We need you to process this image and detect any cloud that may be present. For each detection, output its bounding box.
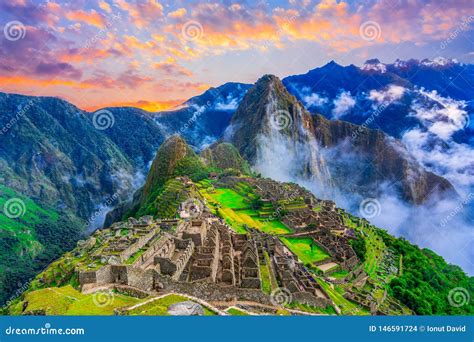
[410,89,469,140]
[402,129,474,190]
[0,0,55,26]
[168,8,186,18]
[311,138,473,274]
[98,1,112,13]
[85,99,183,112]
[35,62,82,80]
[115,0,164,28]
[368,85,406,104]
[332,90,355,118]
[1,0,473,113]
[0,75,94,89]
[65,9,106,28]
[154,58,193,77]
[366,184,474,275]
[116,70,153,88]
[168,2,282,54]
[303,92,329,108]
[214,95,240,111]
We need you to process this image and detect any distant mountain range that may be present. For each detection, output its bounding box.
[0,57,472,304]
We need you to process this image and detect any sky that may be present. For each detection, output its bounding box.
[0,0,473,111]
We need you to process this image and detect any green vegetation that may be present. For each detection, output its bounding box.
[226,307,249,316]
[361,228,385,277]
[315,279,369,315]
[125,294,216,316]
[136,179,189,218]
[8,286,141,315]
[329,270,349,279]
[0,185,84,306]
[126,248,146,264]
[343,213,474,315]
[200,143,251,175]
[9,287,218,316]
[280,237,330,264]
[376,229,474,315]
[349,233,367,262]
[259,261,272,294]
[203,186,292,235]
[211,188,249,209]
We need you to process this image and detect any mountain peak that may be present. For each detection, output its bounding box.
[255,74,281,86]
[361,59,386,73]
[321,60,342,69]
[140,135,199,202]
[420,57,459,67]
[226,73,333,192]
[364,58,382,64]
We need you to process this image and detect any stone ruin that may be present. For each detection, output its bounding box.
[217,177,359,274]
[77,177,366,311]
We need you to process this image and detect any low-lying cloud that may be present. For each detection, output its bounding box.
[332,90,356,119]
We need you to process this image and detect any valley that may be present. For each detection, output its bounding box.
[0,59,472,316]
[5,137,472,316]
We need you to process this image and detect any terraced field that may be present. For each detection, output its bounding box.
[343,214,386,278]
[315,279,370,316]
[201,185,292,235]
[280,237,330,264]
[227,307,250,316]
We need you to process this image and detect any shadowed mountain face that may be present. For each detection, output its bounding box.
[225,75,332,193]
[312,114,456,204]
[225,74,456,205]
[89,107,166,169]
[0,93,135,221]
[0,61,471,306]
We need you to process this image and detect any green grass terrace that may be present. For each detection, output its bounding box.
[280,237,330,265]
[199,184,293,235]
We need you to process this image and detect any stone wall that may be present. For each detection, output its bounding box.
[292,291,332,308]
[164,281,274,305]
[120,227,160,261]
[127,267,155,291]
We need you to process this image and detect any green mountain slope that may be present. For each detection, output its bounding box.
[0,185,83,305]
[7,138,472,316]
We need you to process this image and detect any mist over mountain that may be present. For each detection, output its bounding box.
[0,58,472,304]
[282,58,474,198]
[153,82,251,150]
[222,73,472,273]
[0,93,135,221]
[224,75,332,196]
